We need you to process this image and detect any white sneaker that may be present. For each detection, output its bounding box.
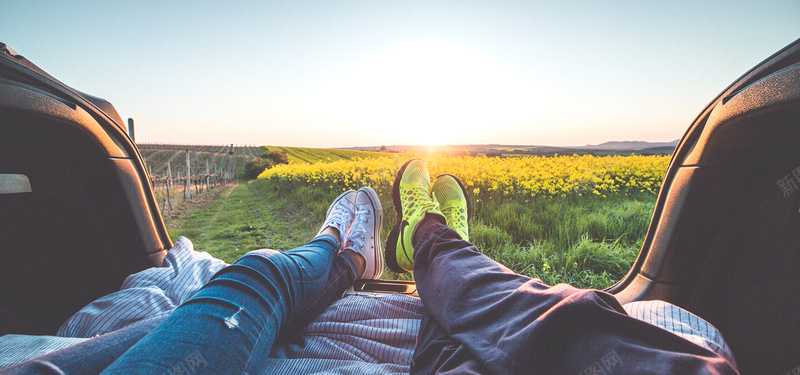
[344,187,384,279]
[316,190,357,245]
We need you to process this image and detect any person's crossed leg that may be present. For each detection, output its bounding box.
[101,187,384,374]
[5,161,739,374]
[385,159,738,375]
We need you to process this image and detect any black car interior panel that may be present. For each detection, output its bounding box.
[612,40,800,374]
[0,48,171,335]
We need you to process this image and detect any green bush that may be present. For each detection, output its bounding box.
[263,150,289,165]
[243,151,290,180]
[244,158,273,180]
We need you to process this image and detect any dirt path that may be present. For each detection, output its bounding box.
[160,185,236,228]
[163,181,317,263]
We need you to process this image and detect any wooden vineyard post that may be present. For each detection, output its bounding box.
[167,161,173,189]
[231,146,237,180]
[185,149,192,199]
[164,183,172,210]
[164,161,173,210]
[179,170,185,200]
[206,158,210,191]
[213,159,218,188]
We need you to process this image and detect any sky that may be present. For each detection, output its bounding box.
[3,1,799,148]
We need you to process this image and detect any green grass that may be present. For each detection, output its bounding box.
[469,197,650,288]
[252,178,653,288]
[264,146,387,164]
[471,194,655,289]
[164,149,655,290]
[167,182,318,263]
[168,181,651,289]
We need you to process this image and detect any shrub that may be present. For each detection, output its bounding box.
[244,158,273,180]
[262,151,289,165]
[244,151,290,180]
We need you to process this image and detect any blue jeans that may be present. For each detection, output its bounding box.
[103,234,358,374]
[3,235,358,374]
[409,217,738,374]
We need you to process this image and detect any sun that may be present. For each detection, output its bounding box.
[412,126,456,147]
[311,42,536,146]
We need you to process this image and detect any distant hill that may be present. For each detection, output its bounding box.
[341,141,678,157]
[577,140,679,150]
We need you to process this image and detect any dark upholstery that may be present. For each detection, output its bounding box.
[688,170,800,374]
[0,112,151,334]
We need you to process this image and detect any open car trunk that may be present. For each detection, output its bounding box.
[610,38,800,374]
[0,43,171,335]
[2,38,800,373]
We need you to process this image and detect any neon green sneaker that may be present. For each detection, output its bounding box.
[431,174,472,241]
[386,159,444,273]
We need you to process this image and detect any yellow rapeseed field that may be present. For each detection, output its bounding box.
[258,154,670,202]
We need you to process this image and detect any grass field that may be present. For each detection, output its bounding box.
[163,146,392,261]
[161,147,668,290]
[255,153,668,288]
[167,182,318,262]
[263,146,386,164]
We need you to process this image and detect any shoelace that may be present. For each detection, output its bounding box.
[433,192,456,220]
[406,185,440,213]
[346,206,371,251]
[327,204,354,242]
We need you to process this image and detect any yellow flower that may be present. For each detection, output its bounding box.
[258,154,668,200]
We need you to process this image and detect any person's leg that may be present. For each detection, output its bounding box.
[411,218,592,373]
[388,159,737,374]
[287,187,389,330]
[2,248,361,375]
[1,250,357,375]
[280,250,359,337]
[0,316,164,374]
[414,215,738,374]
[102,191,363,375]
[101,235,343,374]
[287,186,385,333]
[6,190,379,375]
[410,311,488,374]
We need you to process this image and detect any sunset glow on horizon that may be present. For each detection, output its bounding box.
[3,1,798,148]
[307,42,538,146]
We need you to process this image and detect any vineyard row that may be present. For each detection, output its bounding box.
[137,144,265,209]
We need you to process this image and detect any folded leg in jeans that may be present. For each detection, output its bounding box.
[410,219,738,374]
[385,159,738,374]
[102,188,383,375]
[102,235,357,374]
[1,236,360,375]
[4,188,383,375]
